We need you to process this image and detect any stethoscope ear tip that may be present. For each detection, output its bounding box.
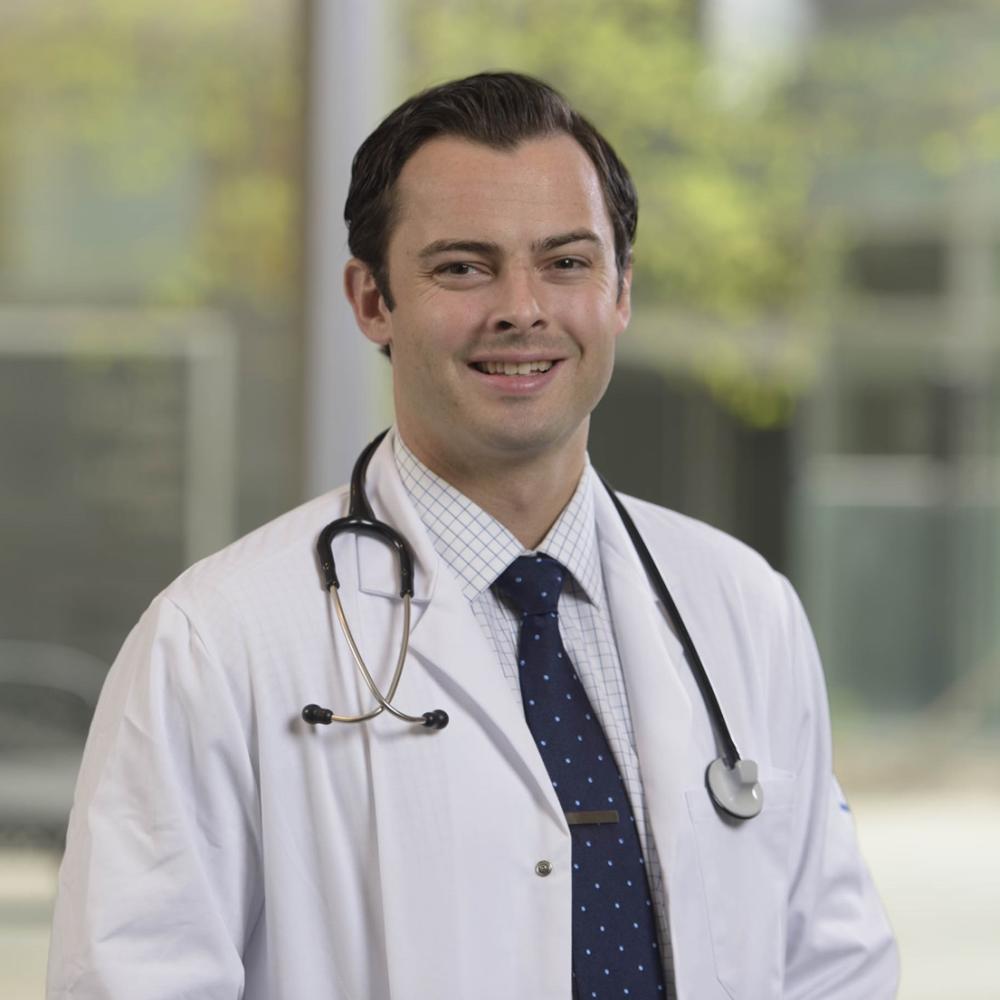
[422,709,449,730]
[302,704,334,725]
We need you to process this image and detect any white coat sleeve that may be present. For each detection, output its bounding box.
[780,578,900,999]
[47,595,263,999]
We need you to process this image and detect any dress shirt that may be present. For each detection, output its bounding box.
[392,430,674,993]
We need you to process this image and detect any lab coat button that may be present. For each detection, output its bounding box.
[535,860,553,877]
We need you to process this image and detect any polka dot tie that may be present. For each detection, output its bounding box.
[494,555,666,999]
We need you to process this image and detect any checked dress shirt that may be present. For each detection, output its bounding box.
[393,430,675,994]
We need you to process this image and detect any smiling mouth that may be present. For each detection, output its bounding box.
[472,360,555,375]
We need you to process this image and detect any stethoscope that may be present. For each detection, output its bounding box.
[303,431,763,821]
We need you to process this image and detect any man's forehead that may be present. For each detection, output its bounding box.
[390,134,611,244]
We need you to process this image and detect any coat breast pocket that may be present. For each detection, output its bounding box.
[683,774,797,999]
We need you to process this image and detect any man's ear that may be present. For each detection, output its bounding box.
[344,259,391,348]
[615,261,633,334]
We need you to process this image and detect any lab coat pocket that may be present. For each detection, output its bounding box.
[684,774,797,999]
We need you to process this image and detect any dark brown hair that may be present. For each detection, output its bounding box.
[344,71,638,308]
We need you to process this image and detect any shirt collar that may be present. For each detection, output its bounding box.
[392,429,603,607]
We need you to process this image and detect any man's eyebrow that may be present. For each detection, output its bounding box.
[417,239,501,260]
[416,230,606,261]
[533,229,604,253]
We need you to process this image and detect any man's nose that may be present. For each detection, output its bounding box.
[490,266,547,333]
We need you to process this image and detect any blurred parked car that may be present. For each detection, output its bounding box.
[0,641,106,847]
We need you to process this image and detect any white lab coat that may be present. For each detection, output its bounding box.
[48,437,898,999]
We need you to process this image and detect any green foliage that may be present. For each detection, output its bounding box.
[400,0,813,324]
[399,0,818,427]
[401,0,1000,426]
[0,0,302,308]
[4,1,996,428]
[399,0,1000,428]
[802,2,1000,174]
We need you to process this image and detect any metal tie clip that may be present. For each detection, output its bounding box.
[564,809,620,826]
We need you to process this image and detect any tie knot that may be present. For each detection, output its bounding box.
[493,554,567,615]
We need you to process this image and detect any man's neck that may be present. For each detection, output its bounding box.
[398,430,587,550]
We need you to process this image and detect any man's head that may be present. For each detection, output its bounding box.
[342,72,638,488]
[344,71,637,308]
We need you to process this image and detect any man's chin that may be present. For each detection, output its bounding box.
[464,419,588,467]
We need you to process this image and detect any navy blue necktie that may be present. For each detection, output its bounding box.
[494,555,665,999]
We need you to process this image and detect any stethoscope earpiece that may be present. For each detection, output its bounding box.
[302,704,334,725]
[706,756,764,820]
[422,709,449,729]
[304,430,449,733]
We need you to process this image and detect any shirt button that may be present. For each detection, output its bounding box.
[535,860,553,877]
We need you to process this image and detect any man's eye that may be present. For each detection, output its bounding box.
[440,262,478,276]
[553,257,584,270]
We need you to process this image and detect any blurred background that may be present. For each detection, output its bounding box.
[2,0,998,996]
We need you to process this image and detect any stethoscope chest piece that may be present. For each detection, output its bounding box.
[706,756,764,820]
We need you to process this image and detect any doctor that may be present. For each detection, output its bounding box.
[48,72,898,998]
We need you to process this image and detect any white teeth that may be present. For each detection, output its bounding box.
[477,360,554,375]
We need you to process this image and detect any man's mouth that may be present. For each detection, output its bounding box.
[471,360,555,375]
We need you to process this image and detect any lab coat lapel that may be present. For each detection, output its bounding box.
[407,575,567,825]
[354,438,565,827]
[594,484,694,873]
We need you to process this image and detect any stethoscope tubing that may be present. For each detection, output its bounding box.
[325,588,415,724]
[598,477,743,770]
[305,431,762,816]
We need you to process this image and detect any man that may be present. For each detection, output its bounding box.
[48,72,898,998]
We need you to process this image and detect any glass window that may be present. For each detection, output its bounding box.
[0,4,304,992]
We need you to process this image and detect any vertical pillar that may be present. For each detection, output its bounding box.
[303,0,392,497]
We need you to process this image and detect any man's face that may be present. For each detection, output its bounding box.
[350,133,631,478]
